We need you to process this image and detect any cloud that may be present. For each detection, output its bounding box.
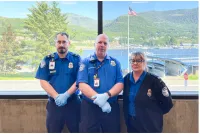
[18,12,30,18]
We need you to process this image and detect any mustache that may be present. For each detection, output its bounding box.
[58,47,65,49]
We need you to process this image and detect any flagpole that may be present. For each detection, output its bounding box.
[128,12,130,72]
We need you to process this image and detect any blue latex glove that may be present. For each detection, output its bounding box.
[101,102,111,113]
[91,93,109,107]
[55,92,70,107]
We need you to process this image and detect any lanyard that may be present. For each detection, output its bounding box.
[94,61,104,78]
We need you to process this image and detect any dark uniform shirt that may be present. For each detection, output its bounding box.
[35,52,80,94]
[129,71,146,116]
[77,53,123,103]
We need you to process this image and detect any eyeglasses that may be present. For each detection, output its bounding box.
[56,40,68,45]
[98,41,108,46]
[130,59,144,64]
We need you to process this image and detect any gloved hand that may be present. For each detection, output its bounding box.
[91,93,109,107]
[55,92,70,107]
[101,102,111,113]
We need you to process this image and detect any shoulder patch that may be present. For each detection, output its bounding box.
[162,87,169,97]
[79,63,85,71]
[40,60,46,68]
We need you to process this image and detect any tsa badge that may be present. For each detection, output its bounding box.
[40,60,46,68]
[162,87,169,97]
[79,64,85,71]
[147,89,152,97]
[68,62,73,68]
[110,60,116,66]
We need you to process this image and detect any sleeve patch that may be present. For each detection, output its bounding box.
[79,64,85,71]
[40,60,46,68]
[162,87,169,97]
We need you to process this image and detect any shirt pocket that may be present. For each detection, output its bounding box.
[65,68,75,83]
[105,66,116,83]
[49,71,59,85]
[65,68,74,74]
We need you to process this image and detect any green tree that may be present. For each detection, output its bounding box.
[0,24,25,73]
[169,36,177,46]
[24,1,76,67]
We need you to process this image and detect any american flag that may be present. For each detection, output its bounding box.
[128,7,137,16]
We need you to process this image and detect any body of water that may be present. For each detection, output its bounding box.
[81,48,198,70]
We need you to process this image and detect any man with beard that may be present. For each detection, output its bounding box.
[35,32,80,133]
[77,34,124,132]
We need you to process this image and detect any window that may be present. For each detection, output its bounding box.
[103,1,198,95]
[0,1,198,96]
[0,1,97,95]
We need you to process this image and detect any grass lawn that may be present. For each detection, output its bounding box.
[0,72,35,80]
[188,74,199,80]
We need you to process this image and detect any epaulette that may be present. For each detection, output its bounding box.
[89,54,96,63]
[72,53,79,57]
[149,72,160,79]
[69,52,79,57]
[46,53,55,58]
[70,52,80,63]
[109,56,117,62]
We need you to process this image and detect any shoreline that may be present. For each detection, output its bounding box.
[75,46,199,50]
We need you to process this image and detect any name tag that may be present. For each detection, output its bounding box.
[50,70,56,74]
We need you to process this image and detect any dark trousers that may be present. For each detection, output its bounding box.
[46,96,80,133]
[127,115,140,133]
[79,100,120,133]
[127,115,162,133]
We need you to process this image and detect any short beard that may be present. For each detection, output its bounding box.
[58,48,66,54]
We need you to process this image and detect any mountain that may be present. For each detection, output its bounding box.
[139,8,198,24]
[0,8,198,44]
[66,13,97,30]
[103,8,198,44]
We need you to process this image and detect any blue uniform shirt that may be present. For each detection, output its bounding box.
[129,71,147,116]
[77,53,123,103]
[35,52,80,94]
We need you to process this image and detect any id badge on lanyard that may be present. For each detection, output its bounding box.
[94,74,100,87]
[49,61,55,70]
[93,61,104,87]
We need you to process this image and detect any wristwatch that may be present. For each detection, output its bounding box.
[106,91,112,97]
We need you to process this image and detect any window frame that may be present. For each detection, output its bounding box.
[0,1,198,99]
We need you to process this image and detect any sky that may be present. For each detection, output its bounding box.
[0,1,198,20]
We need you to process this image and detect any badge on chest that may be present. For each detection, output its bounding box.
[147,89,152,97]
[68,62,73,68]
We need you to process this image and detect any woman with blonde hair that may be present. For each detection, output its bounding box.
[123,52,173,133]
